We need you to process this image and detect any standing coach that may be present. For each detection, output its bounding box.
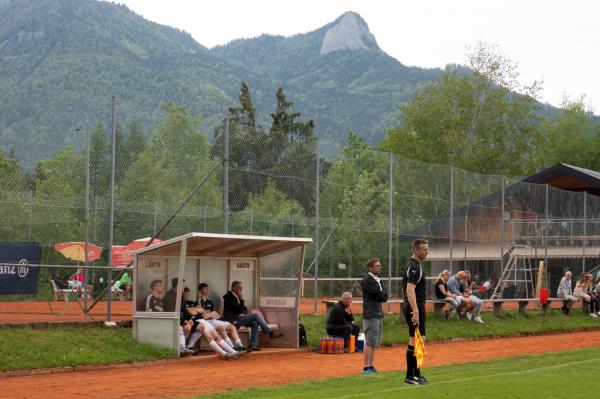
[403,239,429,385]
[361,258,388,374]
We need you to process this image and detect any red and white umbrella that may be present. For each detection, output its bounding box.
[111,245,133,267]
[55,242,103,262]
[125,237,164,252]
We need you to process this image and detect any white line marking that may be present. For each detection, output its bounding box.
[329,357,600,399]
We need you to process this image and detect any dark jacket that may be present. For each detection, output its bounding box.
[222,290,247,324]
[327,301,354,330]
[361,273,388,319]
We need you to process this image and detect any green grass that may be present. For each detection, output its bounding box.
[300,309,600,347]
[0,326,176,371]
[1,308,599,372]
[197,346,600,398]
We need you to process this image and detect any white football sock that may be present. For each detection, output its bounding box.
[234,338,242,347]
[208,340,226,356]
[225,337,234,348]
[187,332,202,348]
[219,340,237,353]
[178,332,186,348]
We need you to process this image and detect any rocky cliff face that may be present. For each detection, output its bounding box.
[320,12,379,55]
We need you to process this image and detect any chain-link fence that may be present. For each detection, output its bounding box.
[2,99,600,322]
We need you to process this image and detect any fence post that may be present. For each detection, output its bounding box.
[27,190,33,240]
[387,152,393,312]
[500,178,505,271]
[449,166,454,273]
[583,191,587,272]
[223,117,229,234]
[464,211,468,269]
[313,138,320,315]
[544,184,549,268]
[395,213,400,297]
[107,95,117,321]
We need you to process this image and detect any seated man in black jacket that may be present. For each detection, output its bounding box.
[222,281,283,351]
[326,292,360,351]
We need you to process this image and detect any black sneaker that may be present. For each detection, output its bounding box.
[404,376,420,385]
[269,330,283,339]
[249,345,262,352]
[561,306,569,315]
[179,347,194,357]
[416,374,428,385]
[233,345,247,352]
[444,310,451,320]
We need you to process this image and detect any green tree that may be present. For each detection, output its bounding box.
[32,145,85,243]
[214,84,317,212]
[381,42,542,176]
[539,96,600,170]
[232,179,308,237]
[115,102,221,241]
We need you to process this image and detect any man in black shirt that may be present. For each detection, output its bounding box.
[145,279,164,312]
[402,239,429,385]
[326,292,360,351]
[223,281,283,351]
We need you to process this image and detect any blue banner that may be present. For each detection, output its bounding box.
[0,242,42,295]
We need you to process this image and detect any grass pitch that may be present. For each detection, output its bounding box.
[199,346,600,399]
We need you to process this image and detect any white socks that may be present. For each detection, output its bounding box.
[209,340,226,356]
[187,332,202,349]
[178,332,186,348]
[225,337,234,348]
[219,340,237,353]
[234,338,242,347]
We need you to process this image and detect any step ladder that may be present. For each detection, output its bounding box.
[490,244,536,300]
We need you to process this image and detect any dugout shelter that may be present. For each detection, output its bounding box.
[131,232,311,352]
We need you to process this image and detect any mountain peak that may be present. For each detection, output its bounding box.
[320,11,379,55]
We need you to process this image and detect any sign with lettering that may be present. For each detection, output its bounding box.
[0,242,42,295]
[232,259,255,271]
[260,296,296,308]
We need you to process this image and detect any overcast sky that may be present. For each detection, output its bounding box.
[114,0,599,112]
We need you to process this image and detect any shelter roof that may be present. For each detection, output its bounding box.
[131,233,312,258]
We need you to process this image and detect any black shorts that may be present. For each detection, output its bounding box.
[402,302,426,337]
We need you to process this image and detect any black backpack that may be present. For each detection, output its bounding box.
[299,323,308,346]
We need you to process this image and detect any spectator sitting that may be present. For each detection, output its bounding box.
[326,292,360,352]
[592,273,600,317]
[557,270,578,315]
[434,270,460,320]
[145,279,164,312]
[223,281,283,352]
[68,268,85,291]
[115,271,132,300]
[162,277,184,312]
[463,271,484,323]
[447,271,474,319]
[573,273,598,317]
